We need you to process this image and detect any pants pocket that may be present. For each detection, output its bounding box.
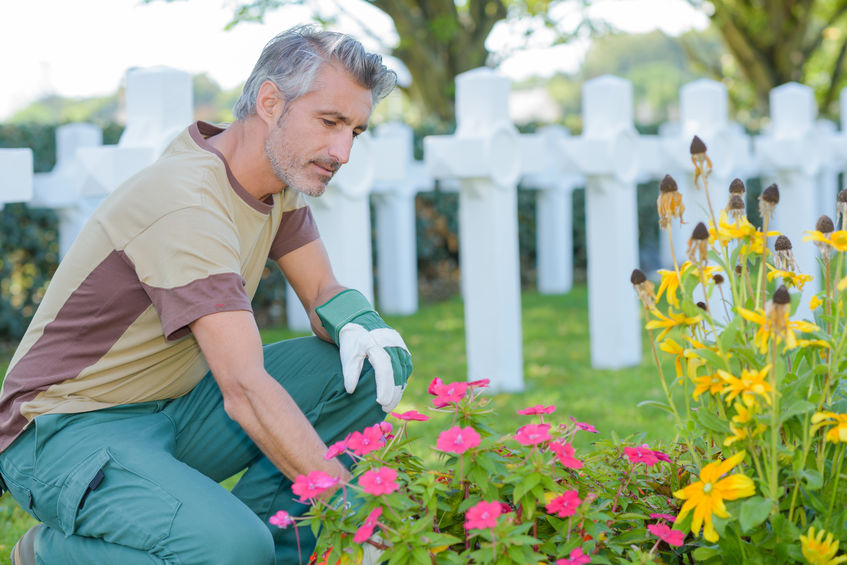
[57,448,182,549]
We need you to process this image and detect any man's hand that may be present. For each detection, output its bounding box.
[316,290,412,412]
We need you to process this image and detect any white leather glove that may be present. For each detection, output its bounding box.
[316,290,413,412]
[361,535,385,565]
[338,323,410,412]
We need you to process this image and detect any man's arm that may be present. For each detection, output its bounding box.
[190,310,349,491]
[276,238,345,342]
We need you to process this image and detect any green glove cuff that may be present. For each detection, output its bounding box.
[315,289,375,343]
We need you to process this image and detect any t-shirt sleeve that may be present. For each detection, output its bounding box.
[268,194,320,260]
[121,207,252,340]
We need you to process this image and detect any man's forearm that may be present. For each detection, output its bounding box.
[227,365,350,486]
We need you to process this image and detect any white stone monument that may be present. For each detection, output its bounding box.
[424,68,524,392]
[560,75,642,369]
[285,133,377,331]
[754,82,824,316]
[0,148,34,209]
[520,126,583,294]
[31,124,103,257]
[371,122,431,315]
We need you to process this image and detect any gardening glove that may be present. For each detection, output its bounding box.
[316,289,412,412]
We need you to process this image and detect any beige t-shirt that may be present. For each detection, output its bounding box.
[0,121,319,453]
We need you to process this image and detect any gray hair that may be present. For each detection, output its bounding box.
[232,25,397,120]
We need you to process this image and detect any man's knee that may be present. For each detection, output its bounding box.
[180,509,274,565]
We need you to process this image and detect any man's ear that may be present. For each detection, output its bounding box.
[256,80,285,124]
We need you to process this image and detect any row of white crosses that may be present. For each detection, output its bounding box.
[5,65,847,390]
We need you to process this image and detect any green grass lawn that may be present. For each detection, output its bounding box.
[0,286,678,561]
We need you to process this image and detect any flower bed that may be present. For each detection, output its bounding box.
[275,138,847,564]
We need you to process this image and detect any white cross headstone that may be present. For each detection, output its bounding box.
[424,68,524,392]
[31,123,103,257]
[0,148,33,209]
[371,122,431,315]
[754,82,824,317]
[286,134,376,331]
[48,67,194,257]
[520,126,583,294]
[815,119,841,216]
[560,75,642,369]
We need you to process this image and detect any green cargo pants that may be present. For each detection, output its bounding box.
[0,337,385,564]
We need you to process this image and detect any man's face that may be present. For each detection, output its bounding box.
[264,64,373,197]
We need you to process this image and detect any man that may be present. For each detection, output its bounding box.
[0,26,411,564]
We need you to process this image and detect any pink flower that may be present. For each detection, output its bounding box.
[324,439,347,460]
[571,417,598,433]
[269,510,294,529]
[514,423,552,446]
[468,378,491,388]
[465,500,502,530]
[549,441,584,469]
[347,425,386,456]
[647,523,685,547]
[557,547,590,565]
[391,410,429,421]
[546,490,581,518]
[379,421,394,439]
[653,449,672,463]
[353,506,383,543]
[432,381,469,408]
[360,466,399,496]
[436,426,481,454]
[292,471,339,502]
[650,513,677,522]
[427,377,445,395]
[624,445,659,467]
[518,404,556,415]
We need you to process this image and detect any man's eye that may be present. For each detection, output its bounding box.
[322,119,336,127]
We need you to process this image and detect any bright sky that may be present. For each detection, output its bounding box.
[0,0,709,120]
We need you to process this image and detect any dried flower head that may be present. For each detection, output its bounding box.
[687,222,710,264]
[690,136,712,187]
[837,190,847,228]
[658,174,685,229]
[768,285,791,338]
[817,215,835,234]
[812,215,836,261]
[713,273,724,285]
[696,301,707,311]
[729,178,746,195]
[735,264,743,275]
[631,268,656,310]
[759,184,780,220]
[773,235,799,272]
[726,194,746,222]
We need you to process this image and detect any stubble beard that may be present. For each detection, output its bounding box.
[265,117,335,198]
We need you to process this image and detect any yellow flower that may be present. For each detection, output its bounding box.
[810,295,823,311]
[767,265,813,290]
[719,366,773,405]
[803,230,847,253]
[693,372,725,399]
[738,307,820,354]
[800,527,847,565]
[723,424,748,446]
[710,210,757,244]
[673,451,755,542]
[646,308,702,342]
[656,262,694,308]
[810,412,847,443]
[661,337,706,381]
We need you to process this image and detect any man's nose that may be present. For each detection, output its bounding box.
[327,132,354,165]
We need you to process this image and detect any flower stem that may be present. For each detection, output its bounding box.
[768,334,781,509]
[826,443,845,527]
[757,216,771,311]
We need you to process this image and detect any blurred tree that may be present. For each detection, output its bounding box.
[686,0,847,116]
[145,0,603,123]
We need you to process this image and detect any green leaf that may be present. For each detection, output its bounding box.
[692,408,731,434]
[798,469,823,490]
[694,347,727,368]
[636,399,673,414]
[692,546,720,561]
[739,496,773,533]
[779,398,815,423]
